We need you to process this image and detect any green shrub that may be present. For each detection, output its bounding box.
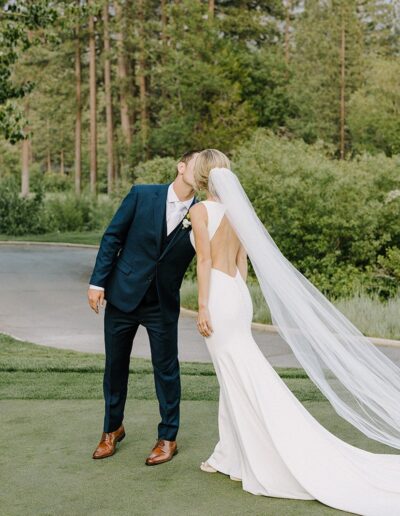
[367,246,400,299]
[0,178,120,235]
[0,177,49,235]
[232,129,400,298]
[44,193,119,233]
[44,194,88,232]
[133,156,178,184]
[39,171,73,192]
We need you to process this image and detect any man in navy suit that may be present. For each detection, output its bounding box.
[88,150,200,465]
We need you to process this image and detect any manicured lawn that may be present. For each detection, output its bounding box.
[0,230,103,246]
[2,398,356,516]
[1,333,397,515]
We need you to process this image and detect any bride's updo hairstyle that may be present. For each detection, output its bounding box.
[193,149,230,192]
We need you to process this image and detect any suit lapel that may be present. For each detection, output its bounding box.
[153,184,169,256]
[159,191,197,260]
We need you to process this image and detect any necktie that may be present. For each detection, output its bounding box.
[167,202,187,235]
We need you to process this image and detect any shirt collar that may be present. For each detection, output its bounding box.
[168,182,194,208]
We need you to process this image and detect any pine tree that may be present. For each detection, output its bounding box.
[288,0,364,157]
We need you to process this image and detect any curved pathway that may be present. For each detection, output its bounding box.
[1,243,399,368]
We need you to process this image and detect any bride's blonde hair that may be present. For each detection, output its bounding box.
[193,149,231,192]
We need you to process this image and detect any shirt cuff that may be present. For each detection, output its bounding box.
[89,284,105,291]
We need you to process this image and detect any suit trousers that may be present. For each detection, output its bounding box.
[102,277,180,440]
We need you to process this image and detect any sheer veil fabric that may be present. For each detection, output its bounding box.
[208,167,400,450]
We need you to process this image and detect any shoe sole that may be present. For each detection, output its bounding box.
[92,432,126,460]
[145,448,178,466]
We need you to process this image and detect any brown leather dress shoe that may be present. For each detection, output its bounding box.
[92,424,126,459]
[145,439,178,466]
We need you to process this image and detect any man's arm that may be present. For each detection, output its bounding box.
[89,185,138,289]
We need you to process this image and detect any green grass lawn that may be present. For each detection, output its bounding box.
[1,333,398,515]
[0,230,103,246]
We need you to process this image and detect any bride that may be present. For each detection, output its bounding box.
[187,149,400,515]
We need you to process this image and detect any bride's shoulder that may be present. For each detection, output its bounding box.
[189,201,208,224]
[189,200,206,212]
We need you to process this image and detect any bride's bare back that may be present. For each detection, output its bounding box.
[209,211,241,277]
[189,200,247,280]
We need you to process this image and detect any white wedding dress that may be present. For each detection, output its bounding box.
[189,199,400,516]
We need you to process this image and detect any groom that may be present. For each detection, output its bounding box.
[87,150,199,465]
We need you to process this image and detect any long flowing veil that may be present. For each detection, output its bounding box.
[208,166,400,449]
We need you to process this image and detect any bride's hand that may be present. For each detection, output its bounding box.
[197,306,214,337]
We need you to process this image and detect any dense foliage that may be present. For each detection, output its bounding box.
[0,1,399,301]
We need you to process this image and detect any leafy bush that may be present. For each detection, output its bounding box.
[0,177,49,235]
[133,156,178,184]
[0,177,120,235]
[44,193,119,232]
[232,129,400,298]
[39,171,73,192]
[2,131,399,301]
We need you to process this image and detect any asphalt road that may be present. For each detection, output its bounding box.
[1,243,399,368]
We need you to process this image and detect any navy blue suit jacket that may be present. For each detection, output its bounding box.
[89,183,198,323]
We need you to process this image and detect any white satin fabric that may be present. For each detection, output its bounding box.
[190,200,400,515]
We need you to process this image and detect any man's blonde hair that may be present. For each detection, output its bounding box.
[193,149,230,191]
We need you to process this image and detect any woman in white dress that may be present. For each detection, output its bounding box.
[188,149,400,515]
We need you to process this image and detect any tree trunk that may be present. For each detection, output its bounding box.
[339,17,346,160]
[138,0,149,154]
[160,0,168,99]
[284,0,291,66]
[208,0,215,19]
[103,1,115,194]
[114,0,132,149]
[46,119,52,174]
[75,1,82,195]
[60,149,65,175]
[161,0,167,58]
[88,0,97,194]
[21,101,30,197]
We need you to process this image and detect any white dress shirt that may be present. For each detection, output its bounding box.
[89,183,194,291]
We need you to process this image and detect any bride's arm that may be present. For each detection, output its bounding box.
[236,243,248,282]
[189,204,214,337]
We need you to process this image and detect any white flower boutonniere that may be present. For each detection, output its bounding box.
[182,212,192,229]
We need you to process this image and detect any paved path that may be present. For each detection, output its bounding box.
[1,243,399,368]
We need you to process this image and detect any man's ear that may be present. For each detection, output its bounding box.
[176,161,185,176]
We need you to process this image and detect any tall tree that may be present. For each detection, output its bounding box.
[21,99,30,197]
[74,0,82,195]
[137,0,149,156]
[103,0,115,193]
[0,1,58,143]
[339,12,346,159]
[114,0,132,149]
[88,0,97,194]
[46,118,52,173]
[348,56,400,156]
[288,0,364,157]
[208,0,215,20]
[160,0,168,58]
[357,0,399,57]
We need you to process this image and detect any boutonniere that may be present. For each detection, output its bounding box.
[182,211,192,229]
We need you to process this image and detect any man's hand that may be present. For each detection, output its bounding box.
[88,288,105,314]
